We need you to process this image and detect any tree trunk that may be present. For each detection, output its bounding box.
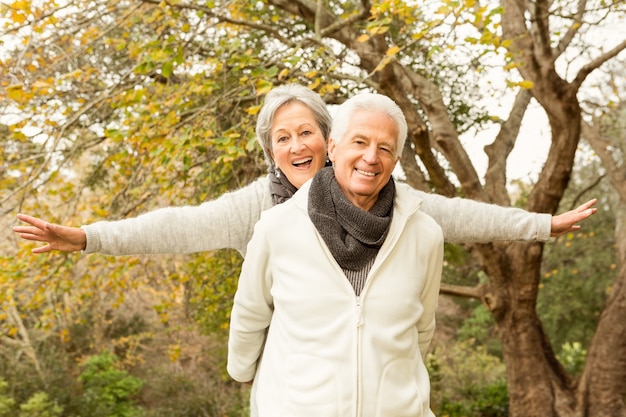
[488,242,580,417]
[580,263,626,416]
[580,119,626,415]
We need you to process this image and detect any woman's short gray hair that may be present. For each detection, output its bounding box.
[256,84,332,169]
[329,92,407,158]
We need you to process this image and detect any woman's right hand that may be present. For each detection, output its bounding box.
[13,213,87,253]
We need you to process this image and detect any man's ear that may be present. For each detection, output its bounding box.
[392,156,401,171]
[327,138,337,162]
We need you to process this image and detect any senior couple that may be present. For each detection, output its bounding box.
[228,91,443,416]
[15,84,597,416]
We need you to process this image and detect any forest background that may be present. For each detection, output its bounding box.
[0,0,625,416]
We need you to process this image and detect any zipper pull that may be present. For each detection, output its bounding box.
[355,297,364,327]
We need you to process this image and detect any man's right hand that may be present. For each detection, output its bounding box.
[13,213,87,253]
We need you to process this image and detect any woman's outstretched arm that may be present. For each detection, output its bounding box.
[14,177,272,256]
[409,184,597,244]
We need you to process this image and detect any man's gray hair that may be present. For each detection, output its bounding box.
[256,84,332,169]
[330,92,408,158]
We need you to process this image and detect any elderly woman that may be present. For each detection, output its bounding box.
[228,92,443,416]
[14,84,595,258]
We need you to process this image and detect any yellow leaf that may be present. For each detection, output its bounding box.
[518,80,534,89]
[319,83,340,95]
[374,56,392,73]
[386,45,400,56]
[7,84,31,101]
[255,79,273,95]
[278,68,290,80]
[11,10,27,24]
[246,104,261,115]
[167,344,181,362]
[369,26,389,35]
[356,34,370,43]
[308,78,320,89]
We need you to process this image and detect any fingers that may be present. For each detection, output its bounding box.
[14,230,49,243]
[574,200,598,220]
[578,198,597,210]
[16,213,46,229]
[574,199,598,217]
[15,214,86,253]
[550,198,598,238]
[31,245,53,254]
[14,214,55,252]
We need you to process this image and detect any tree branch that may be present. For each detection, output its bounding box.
[573,39,626,89]
[530,0,554,65]
[554,0,587,57]
[141,0,294,46]
[439,283,485,300]
[581,119,626,197]
[484,88,532,205]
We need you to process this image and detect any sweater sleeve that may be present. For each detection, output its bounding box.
[227,217,274,383]
[82,177,271,257]
[405,186,552,244]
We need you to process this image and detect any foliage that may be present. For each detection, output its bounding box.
[0,379,15,417]
[18,392,63,417]
[557,342,587,376]
[139,367,249,417]
[428,339,508,417]
[0,378,63,417]
[77,351,144,417]
[184,249,243,336]
[456,302,502,357]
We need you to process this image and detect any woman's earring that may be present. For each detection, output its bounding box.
[275,167,281,178]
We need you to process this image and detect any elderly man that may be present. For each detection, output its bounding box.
[227,91,443,417]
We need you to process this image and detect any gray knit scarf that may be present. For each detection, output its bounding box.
[268,160,332,205]
[308,167,394,271]
[268,170,297,205]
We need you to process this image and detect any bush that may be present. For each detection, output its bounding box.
[428,339,508,417]
[77,351,145,417]
[0,378,63,417]
[0,378,16,417]
[19,392,63,417]
[557,341,587,376]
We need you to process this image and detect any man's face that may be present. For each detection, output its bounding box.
[328,109,400,211]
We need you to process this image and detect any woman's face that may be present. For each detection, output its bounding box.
[269,101,328,189]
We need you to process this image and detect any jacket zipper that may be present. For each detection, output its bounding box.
[355,295,363,416]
